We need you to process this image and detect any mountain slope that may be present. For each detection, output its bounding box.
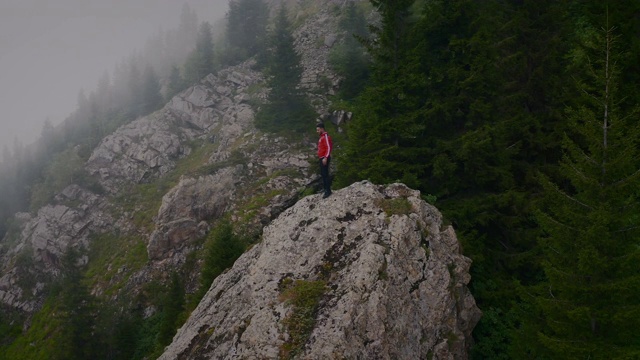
[0,2,481,359]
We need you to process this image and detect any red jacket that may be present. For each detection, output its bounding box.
[317,131,333,158]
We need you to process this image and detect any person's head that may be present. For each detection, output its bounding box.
[316,122,325,135]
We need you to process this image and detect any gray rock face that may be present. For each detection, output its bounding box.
[86,110,188,189]
[160,181,481,360]
[147,166,242,260]
[86,67,262,193]
[0,185,112,311]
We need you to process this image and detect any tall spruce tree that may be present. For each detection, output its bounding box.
[126,57,145,118]
[157,272,185,347]
[255,4,315,133]
[184,21,215,84]
[526,19,640,359]
[195,220,245,303]
[177,3,199,58]
[141,64,163,114]
[329,1,371,100]
[225,0,269,65]
[337,0,423,188]
[166,64,185,99]
[456,1,571,357]
[56,248,97,360]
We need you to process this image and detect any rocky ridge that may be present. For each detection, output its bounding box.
[160,181,481,359]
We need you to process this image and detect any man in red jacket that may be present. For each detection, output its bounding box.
[316,122,333,198]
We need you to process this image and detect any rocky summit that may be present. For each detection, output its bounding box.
[160,181,481,360]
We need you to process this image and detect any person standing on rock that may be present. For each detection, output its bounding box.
[316,122,333,198]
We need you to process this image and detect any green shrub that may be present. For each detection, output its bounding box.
[193,220,246,305]
[279,279,326,359]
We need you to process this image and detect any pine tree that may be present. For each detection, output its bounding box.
[225,0,269,65]
[56,248,97,360]
[38,119,56,155]
[255,4,315,133]
[158,272,185,346]
[529,20,640,359]
[126,56,145,117]
[337,0,423,188]
[329,1,371,100]
[95,70,113,118]
[184,22,215,85]
[197,220,245,302]
[176,3,199,60]
[166,64,185,99]
[141,64,163,114]
[335,2,571,356]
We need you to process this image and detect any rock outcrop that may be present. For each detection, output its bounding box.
[85,69,261,194]
[147,167,242,260]
[160,181,481,360]
[0,185,113,312]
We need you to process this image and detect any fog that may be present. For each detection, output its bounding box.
[0,0,229,153]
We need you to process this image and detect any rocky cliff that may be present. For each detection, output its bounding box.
[160,181,480,359]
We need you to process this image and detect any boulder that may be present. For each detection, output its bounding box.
[159,181,481,359]
[147,166,242,260]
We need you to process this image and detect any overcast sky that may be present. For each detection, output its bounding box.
[0,0,229,153]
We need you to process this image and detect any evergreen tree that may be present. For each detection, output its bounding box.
[197,220,245,301]
[95,70,113,117]
[336,2,571,356]
[337,0,426,189]
[127,57,145,117]
[56,248,97,360]
[225,0,269,65]
[178,3,199,55]
[157,272,185,347]
[255,4,315,133]
[30,147,86,211]
[141,64,163,114]
[166,64,185,99]
[38,119,57,155]
[329,1,371,100]
[184,22,215,84]
[525,18,640,359]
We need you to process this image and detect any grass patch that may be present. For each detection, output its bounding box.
[0,301,64,360]
[279,279,326,359]
[375,197,413,217]
[85,232,148,294]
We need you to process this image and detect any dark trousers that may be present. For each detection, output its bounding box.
[320,157,331,195]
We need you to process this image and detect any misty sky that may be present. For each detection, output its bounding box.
[0,0,229,153]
